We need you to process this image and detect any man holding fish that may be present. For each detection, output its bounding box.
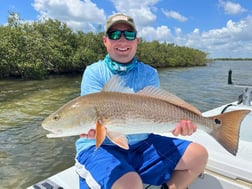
[75,13,208,189]
[42,12,250,188]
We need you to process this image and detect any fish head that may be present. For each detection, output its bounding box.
[42,96,97,137]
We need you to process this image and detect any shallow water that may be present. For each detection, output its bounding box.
[0,61,251,188]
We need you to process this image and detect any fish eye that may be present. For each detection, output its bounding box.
[53,115,60,121]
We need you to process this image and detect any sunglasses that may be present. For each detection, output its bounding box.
[107,30,137,41]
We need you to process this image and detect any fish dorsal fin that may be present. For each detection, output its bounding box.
[137,86,202,115]
[102,76,134,93]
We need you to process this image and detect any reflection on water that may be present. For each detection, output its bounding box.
[0,61,251,188]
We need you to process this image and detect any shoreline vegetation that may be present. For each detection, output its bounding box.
[0,13,250,80]
[213,58,252,61]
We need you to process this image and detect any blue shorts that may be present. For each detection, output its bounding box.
[75,134,191,189]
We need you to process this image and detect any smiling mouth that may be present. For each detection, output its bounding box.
[116,47,129,52]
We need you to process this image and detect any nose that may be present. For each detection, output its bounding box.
[118,34,127,41]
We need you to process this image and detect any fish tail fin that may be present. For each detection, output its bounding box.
[95,120,106,149]
[210,110,250,155]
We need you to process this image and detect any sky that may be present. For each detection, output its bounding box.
[1,0,252,58]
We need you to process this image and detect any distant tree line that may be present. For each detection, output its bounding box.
[213,58,252,61]
[0,13,208,79]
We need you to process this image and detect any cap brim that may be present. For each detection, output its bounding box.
[105,20,136,33]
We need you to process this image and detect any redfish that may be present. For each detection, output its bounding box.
[42,76,250,155]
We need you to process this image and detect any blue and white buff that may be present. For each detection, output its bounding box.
[105,54,137,75]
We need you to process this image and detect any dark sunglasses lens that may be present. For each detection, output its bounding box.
[124,31,136,40]
[107,31,136,40]
[108,31,121,40]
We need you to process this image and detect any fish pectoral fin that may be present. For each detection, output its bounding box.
[95,120,106,149]
[107,131,129,150]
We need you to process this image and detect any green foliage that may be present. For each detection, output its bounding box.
[0,12,208,79]
[137,40,207,68]
[73,32,106,67]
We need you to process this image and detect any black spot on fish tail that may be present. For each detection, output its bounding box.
[215,119,221,124]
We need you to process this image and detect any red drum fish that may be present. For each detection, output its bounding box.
[42,76,250,155]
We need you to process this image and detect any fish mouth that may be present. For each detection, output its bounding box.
[44,127,82,138]
[44,129,62,138]
[46,133,63,138]
[44,126,73,138]
[42,125,63,138]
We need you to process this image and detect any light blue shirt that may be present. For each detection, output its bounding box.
[76,56,160,154]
